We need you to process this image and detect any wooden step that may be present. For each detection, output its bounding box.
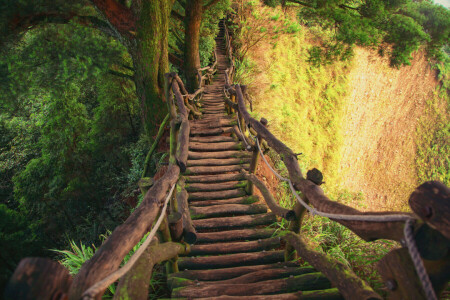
[190,135,236,143]
[185,181,246,192]
[184,173,245,183]
[178,250,285,270]
[189,141,244,151]
[196,228,276,243]
[189,195,260,207]
[170,266,316,288]
[188,150,250,160]
[188,236,281,256]
[184,164,249,175]
[190,127,224,136]
[190,204,267,219]
[168,262,299,283]
[193,213,276,230]
[187,157,251,167]
[175,290,343,300]
[188,189,247,201]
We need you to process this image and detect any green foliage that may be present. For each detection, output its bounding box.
[297,0,450,67]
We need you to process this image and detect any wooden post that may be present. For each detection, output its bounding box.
[246,118,267,195]
[5,258,72,300]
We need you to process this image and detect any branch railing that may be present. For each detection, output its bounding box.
[221,22,449,300]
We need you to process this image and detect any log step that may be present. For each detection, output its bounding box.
[184,164,249,175]
[168,262,299,283]
[166,289,343,299]
[188,236,281,256]
[190,204,267,219]
[190,142,243,152]
[190,127,224,136]
[193,213,276,230]
[188,150,251,160]
[196,228,276,243]
[178,250,285,271]
[172,272,331,298]
[190,136,236,143]
[185,181,246,192]
[188,189,247,201]
[187,157,251,167]
[189,195,260,207]
[184,173,245,183]
[170,266,317,289]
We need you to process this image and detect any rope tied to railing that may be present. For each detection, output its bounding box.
[250,135,437,299]
[81,183,176,300]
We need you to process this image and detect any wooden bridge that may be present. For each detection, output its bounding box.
[5,21,450,300]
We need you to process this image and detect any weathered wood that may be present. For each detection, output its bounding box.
[189,135,236,143]
[185,164,250,175]
[187,157,251,167]
[169,212,184,241]
[247,118,267,194]
[234,84,411,242]
[188,150,250,160]
[189,236,280,256]
[175,118,190,172]
[189,141,243,151]
[176,178,197,245]
[188,189,247,201]
[189,195,260,207]
[171,272,331,298]
[171,266,316,289]
[190,204,267,219]
[283,232,382,300]
[5,257,72,300]
[168,262,299,284]
[114,241,188,300]
[178,250,285,270]
[184,173,245,183]
[69,164,180,299]
[193,213,277,230]
[172,78,188,118]
[285,201,308,261]
[409,181,450,240]
[185,181,246,192]
[190,127,224,136]
[180,289,343,300]
[242,170,296,221]
[196,227,276,243]
[138,177,154,195]
[377,248,427,300]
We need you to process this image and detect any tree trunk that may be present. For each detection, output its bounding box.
[184,0,203,92]
[132,0,172,136]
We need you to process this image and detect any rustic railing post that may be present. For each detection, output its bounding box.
[246,118,267,195]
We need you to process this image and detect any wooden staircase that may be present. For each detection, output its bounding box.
[166,23,343,300]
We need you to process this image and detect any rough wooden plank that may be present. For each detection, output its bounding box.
[189,195,260,207]
[190,136,236,143]
[184,173,245,183]
[196,228,276,243]
[178,251,285,270]
[170,266,316,289]
[177,179,197,244]
[188,189,247,201]
[185,181,246,192]
[189,141,243,151]
[177,289,343,300]
[190,204,267,219]
[187,157,251,167]
[189,236,280,256]
[184,164,249,175]
[172,272,331,298]
[188,150,250,160]
[193,213,277,230]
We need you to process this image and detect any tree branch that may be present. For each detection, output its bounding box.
[90,0,135,35]
[285,0,314,8]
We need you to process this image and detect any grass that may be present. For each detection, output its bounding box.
[52,232,168,299]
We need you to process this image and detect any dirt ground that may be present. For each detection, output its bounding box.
[338,48,439,211]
